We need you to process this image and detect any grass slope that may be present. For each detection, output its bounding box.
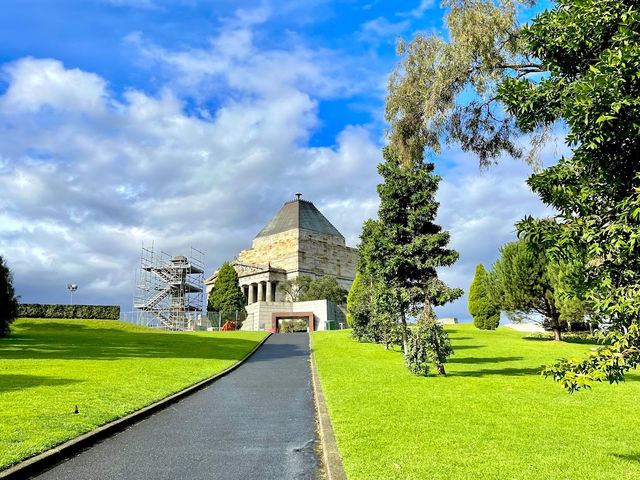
[313,325,640,480]
[0,319,267,470]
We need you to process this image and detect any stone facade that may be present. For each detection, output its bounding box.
[204,198,357,331]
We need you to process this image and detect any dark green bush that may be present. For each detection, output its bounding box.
[18,304,120,320]
[0,256,19,337]
[469,263,500,330]
[405,322,454,376]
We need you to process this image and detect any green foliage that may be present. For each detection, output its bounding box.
[468,263,500,330]
[347,272,370,334]
[496,0,640,390]
[0,319,267,470]
[299,275,348,305]
[277,275,347,305]
[277,275,312,302]
[207,262,246,317]
[0,256,19,337]
[356,148,462,372]
[386,0,545,167]
[405,321,454,376]
[18,303,120,320]
[488,237,591,342]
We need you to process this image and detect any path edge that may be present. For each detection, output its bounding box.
[0,332,272,480]
[309,332,347,480]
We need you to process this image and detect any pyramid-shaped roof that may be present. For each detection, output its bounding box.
[256,199,344,239]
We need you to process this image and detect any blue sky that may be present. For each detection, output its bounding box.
[0,0,557,321]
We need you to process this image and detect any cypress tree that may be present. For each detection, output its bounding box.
[468,263,500,330]
[207,262,246,314]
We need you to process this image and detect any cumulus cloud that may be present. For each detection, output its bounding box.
[125,8,378,102]
[432,153,556,321]
[0,6,555,324]
[0,57,108,114]
[0,17,383,312]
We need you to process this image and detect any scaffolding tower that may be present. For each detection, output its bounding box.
[134,244,205,330]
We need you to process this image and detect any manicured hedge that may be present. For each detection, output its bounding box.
[18,304,120,320]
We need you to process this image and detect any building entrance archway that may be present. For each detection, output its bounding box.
[270,312,314,334]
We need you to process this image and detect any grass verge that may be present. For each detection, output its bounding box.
[312,325,640,480]
[0,318,267,470]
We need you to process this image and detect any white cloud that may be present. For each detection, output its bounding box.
[399,0,435,19]
[125,13,377,101]
[359,17,410,39]
[0,6,556,325]
[0,57,108,114]
[0,47,382,312]
[433,153,556,321]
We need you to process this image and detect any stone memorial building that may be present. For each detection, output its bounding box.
[204,196,357,331]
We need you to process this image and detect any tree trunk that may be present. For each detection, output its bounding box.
[401,309,408,356]
[551,313,562,341]
[589,322,594,336]
[430,329,446,376]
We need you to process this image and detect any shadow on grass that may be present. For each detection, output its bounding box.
[0,321,261,362]
[612,453,640,463]
[452,345,486,350]
[449,356,523,364]
[0,374,81,393]
[522,336,605,346]
[450,366,541,377]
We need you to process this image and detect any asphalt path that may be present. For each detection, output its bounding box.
[35,333,321,480]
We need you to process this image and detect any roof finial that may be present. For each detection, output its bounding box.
[295,192,302,200]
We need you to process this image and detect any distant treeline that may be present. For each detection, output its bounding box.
[18,304,120,320]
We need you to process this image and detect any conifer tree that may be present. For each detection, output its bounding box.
[360,147,463,374]
[207,262,246,315]
[468,263,500,330]
[0,255,19,338]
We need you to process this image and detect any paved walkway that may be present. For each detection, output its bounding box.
[35,333,321,480]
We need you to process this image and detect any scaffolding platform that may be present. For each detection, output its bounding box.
[133,245,205,330]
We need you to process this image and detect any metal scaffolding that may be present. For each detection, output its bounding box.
[133,244,205,330]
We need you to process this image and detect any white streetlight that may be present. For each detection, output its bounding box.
[66,284,78,305]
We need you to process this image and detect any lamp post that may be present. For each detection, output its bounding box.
[66,284,78,305]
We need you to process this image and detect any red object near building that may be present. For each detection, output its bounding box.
[221,321,237,331]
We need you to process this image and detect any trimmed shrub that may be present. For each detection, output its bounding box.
[18,304,120,320]
[468,263,500,330]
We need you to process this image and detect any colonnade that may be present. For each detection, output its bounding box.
[242,281,279,305]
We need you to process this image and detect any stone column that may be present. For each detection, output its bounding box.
[257,282,264,302]
[266,281,273,303]
[243,286,249,305]
[248,283,255,304]
[273,281,279,301]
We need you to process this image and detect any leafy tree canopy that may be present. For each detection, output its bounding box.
[277,276,310,302]
[299,276,348,305]
[387,0,640,390]
[278,275,347,305]
[499,0,640,391]
[386,0,544,167]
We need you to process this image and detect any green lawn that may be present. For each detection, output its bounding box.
[0,318,267,470]
[313,325,640,480]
